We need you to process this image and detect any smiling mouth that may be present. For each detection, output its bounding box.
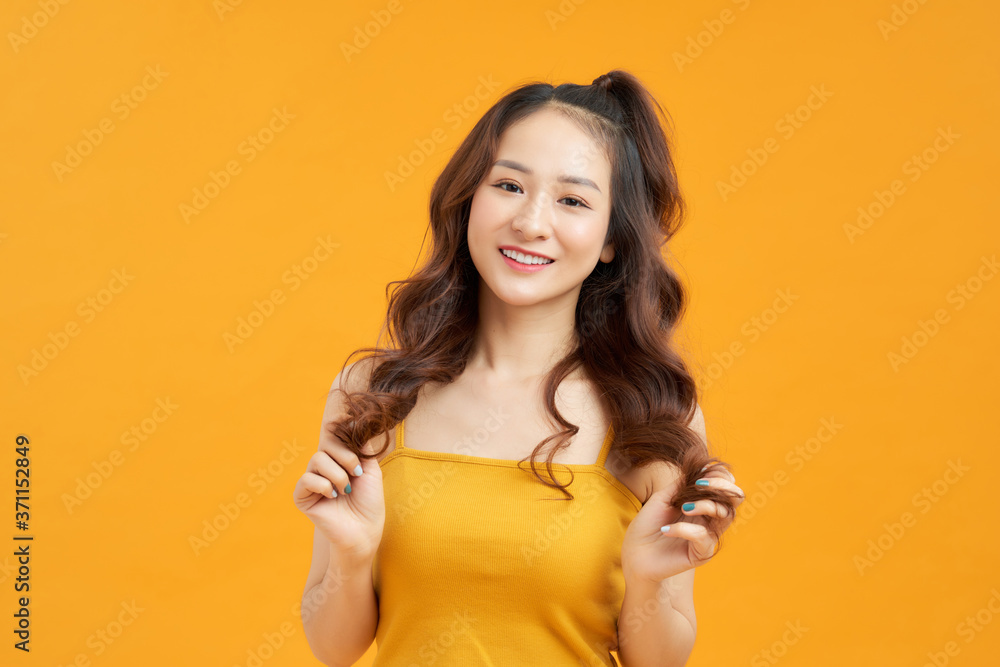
[498,248,554,265]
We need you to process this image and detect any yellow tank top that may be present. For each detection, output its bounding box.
[371,419,643,666]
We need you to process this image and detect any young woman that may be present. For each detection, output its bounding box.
[293,69,744,667]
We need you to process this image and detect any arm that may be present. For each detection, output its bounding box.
[616,404,707,666]
[617,569,696,667]
[300,528,379,667]
[299,361,380,667]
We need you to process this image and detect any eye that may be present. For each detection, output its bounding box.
[493,180,523,194]
[561,196,589,209]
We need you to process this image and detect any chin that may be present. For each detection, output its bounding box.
[494,282,565,308]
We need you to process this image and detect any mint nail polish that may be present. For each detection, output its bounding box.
[682,502,696,511]
[695,479,709,487]
[345,484,351,494]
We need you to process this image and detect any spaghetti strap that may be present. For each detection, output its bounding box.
[395,419,406,450]
[594,422,615,468]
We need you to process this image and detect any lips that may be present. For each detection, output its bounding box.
[498,246,555,263]
[498,248,554,273]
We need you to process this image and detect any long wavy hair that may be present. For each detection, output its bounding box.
[328,69,738,551]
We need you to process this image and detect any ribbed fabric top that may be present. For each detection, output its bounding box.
[371,419,643,666]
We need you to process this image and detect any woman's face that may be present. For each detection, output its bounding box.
[467,106,614,310]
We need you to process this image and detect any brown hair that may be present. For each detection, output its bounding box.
[327,69,738,552]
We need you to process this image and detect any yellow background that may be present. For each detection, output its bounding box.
[2,0,998,665]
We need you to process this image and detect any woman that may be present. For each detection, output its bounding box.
[293,69,744,666]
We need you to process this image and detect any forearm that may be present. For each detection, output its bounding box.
[616,577,696,667]
[300,549,379,667]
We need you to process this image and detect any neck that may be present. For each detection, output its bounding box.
[467,280,579,383]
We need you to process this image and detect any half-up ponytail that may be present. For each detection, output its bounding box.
[589,69,686,242]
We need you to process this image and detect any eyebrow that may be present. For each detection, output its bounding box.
[491,159,602,194]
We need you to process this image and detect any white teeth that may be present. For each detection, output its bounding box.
[501,248,553,265]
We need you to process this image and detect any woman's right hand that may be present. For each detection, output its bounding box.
[293,422,386,563]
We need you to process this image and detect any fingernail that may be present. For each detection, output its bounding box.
[682,502,696,512]
[695,479,709,487]
[354,464,364,476]
[345,484,352,494]
[330,489,338,498]
[661,525,671,533]
[700,464,710,472]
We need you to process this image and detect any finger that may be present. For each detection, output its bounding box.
[318,432,366,478]
[660,521,716,560]
[694,477,745,499]
[681,499,730,519]
[295,471,338,501]
[700,464,736,484]
[306,451,352,496]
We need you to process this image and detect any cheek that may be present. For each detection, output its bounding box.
[466,199,495,262]
[468,192,510,243]
[559,223,607,259]
[468,204,486,239]
[467,197,483,240]
[468,191,493,231]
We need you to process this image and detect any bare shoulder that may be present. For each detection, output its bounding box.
[609,403,706,505]
[324,356,391,461]
[332,356,380,395]
[687,402,706,444]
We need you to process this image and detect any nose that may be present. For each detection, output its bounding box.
[511,193,552,240]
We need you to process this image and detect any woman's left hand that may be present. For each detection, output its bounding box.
[621,466,744,585]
